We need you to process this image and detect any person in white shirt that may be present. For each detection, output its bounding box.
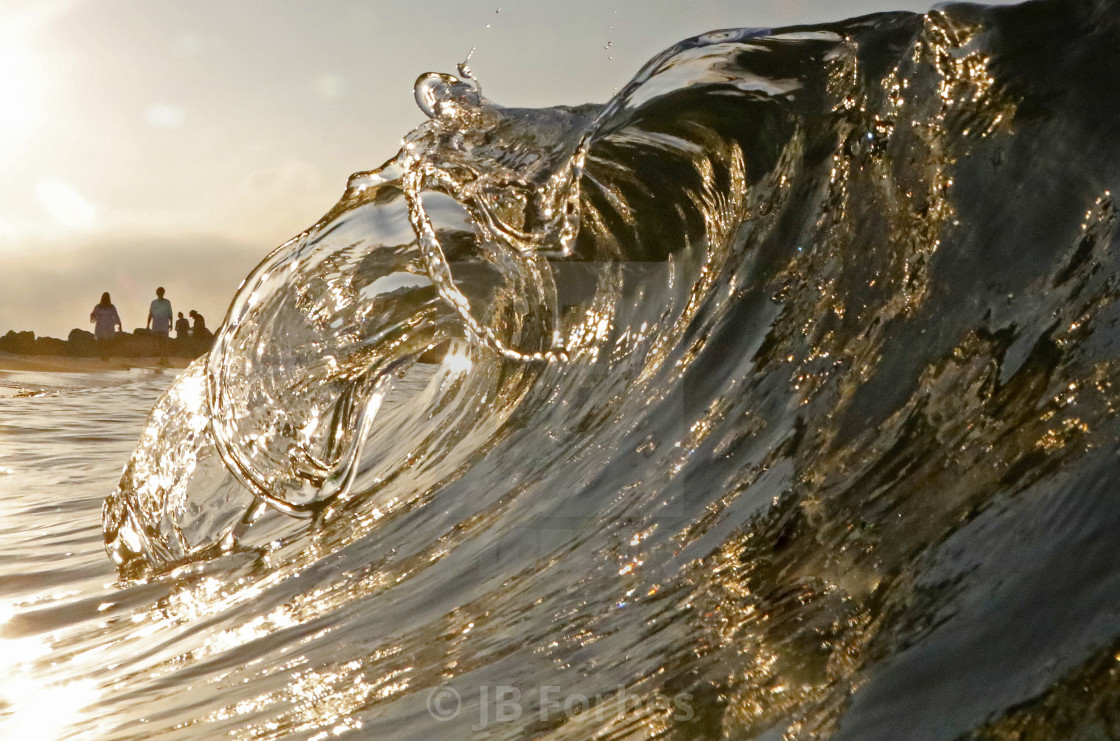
[90,292,122,361]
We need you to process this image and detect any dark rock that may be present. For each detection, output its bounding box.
[0,330,36,354]
[33,337,68,356]
[67,329,98,356]
[67,328,95,343]
[113,331,156,357]
[0,325,213,361]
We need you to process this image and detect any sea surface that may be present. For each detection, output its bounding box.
[6,0,1120,738]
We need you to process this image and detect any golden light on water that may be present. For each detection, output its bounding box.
[0,602,102,740]
[0,669,101,741]
[443,343,473,374]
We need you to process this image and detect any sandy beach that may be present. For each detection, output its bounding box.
[0,352,191,373]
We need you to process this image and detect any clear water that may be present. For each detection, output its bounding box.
[0,372,182,739]
[8,2,1120,739]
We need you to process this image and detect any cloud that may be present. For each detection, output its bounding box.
[0,0,85,37]
[240,158,324,197]
[35,178,98,228]
[313,73,348,100]
[143,102,186,129]
[171,32,206,58]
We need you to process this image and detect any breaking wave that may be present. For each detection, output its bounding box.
[102,1,1120,736]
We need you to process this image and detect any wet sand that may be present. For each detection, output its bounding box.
[0,352,192,373]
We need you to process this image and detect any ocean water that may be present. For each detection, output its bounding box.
[6,0,1120,738]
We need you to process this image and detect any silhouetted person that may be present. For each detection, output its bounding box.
[147,286,173,364]
[90,292,121,361]
[189,310,214,345]
[175,311,190,340]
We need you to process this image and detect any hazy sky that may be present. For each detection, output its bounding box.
[0,0,1018,339]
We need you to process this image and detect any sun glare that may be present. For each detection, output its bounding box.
[0,601,102,740]
[35,177,98,228]
[0,44,41,141]
[0,25,48,184]
[444,343,473,374]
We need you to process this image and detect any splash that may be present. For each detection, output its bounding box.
[103,36,750,569]
[100,2,1120,737]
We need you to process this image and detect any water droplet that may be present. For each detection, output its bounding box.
[415,71,481,119]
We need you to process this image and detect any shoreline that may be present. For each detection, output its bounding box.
[0,352,192,373]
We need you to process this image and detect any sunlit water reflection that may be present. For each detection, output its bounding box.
[7,2,1120,739]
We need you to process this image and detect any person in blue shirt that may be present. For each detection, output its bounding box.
[147,286,173,364]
